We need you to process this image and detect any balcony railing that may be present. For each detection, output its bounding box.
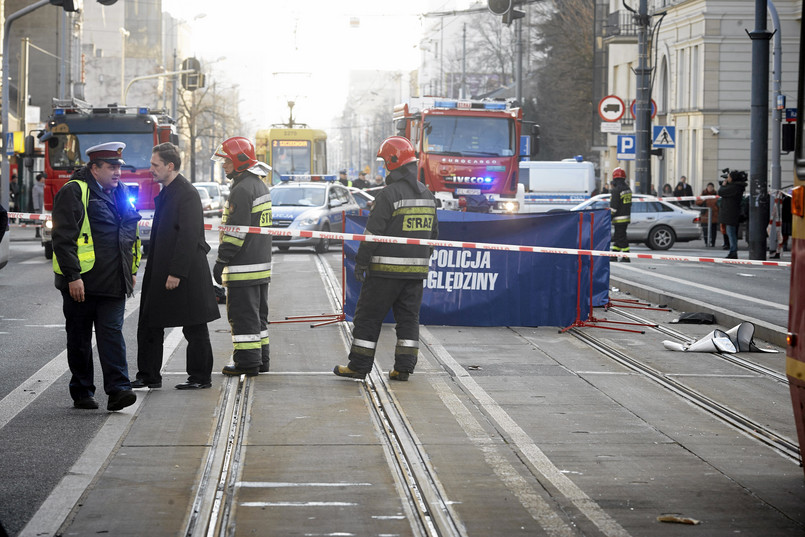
[605,10,638,38]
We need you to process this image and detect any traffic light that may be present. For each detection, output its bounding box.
[49,0,82,11]
[487,0,525,26]
[50,0,117,11]
[181,57,204,91]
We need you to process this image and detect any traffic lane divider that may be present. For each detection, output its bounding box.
[9,211,790,267]
[201,222,792,268]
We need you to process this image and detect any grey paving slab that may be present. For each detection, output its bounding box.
[233,445,413,537]
[62,446,206,537]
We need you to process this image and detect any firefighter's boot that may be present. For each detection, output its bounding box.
[333,365,366,380]
[222,364,259,377]
[389,370,409,381]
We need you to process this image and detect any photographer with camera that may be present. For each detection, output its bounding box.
[717,169,747,259]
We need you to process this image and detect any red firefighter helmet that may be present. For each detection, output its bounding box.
[377,136,416,171]
[212,137,257,172]
[612,167,626,180]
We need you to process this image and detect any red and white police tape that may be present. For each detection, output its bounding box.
[205,222,790,268]
[8,211,791,267]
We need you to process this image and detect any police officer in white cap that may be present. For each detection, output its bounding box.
[51,141,142,412]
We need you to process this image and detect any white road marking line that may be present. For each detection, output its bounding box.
[240,502,358,507]
[237,482,372,488]
[421,326,632,537]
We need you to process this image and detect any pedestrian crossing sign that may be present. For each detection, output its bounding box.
[652,126,676,148]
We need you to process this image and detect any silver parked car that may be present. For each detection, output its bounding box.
[571,194,701,250]
[193,182,224,217]
[270,180,361,253]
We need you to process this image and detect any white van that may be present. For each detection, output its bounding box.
[516,160,596,213]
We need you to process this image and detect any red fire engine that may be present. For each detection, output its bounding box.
[39,103,177,258]
[392,97,538,212]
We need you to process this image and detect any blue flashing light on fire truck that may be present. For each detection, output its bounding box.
[392,97,539,212]
[37,102,178,258]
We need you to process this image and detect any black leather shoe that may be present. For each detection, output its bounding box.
[175,381,212,390]
[222,365,259,377]
[74,396,99,409]
[131,379,161,389]
[107,390,136,411]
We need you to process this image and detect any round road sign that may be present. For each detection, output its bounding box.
[598,95,625,122]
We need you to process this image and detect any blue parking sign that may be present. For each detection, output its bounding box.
[617,135,635,160]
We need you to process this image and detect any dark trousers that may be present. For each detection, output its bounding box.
[226,284,269,369]
[702,222,718,246]
[61,291,130,400]
[137,323,214,384]
[347,277,424,375]
[612,223,629,252]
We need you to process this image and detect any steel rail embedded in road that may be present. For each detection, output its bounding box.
[313,253,466,537]
[568,328,801,465]
[608,307,788,384]
[183,374,252,537]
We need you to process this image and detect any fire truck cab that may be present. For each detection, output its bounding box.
[38,103,177,258]
[392,97,538,212]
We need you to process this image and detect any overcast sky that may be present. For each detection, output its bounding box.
[160,0,462,133]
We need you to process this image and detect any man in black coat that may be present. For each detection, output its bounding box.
[133,143,221,390]
[718,170,747,259]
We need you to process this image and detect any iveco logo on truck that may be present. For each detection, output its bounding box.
[450,176,486,184]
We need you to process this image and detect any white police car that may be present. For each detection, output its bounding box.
[270,175,361,253]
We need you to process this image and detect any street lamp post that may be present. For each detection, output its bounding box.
[119,27,129,104]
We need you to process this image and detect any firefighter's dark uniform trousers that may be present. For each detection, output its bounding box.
[217,169,272,370]
[348,278,424,374]
[346,162,438,375]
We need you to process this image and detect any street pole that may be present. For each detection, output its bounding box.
[119,27,129,104]
[634,0,652,195]
[748,0,772,260]
[515,15,523,103]
[2,0,50,213]
[768,0,782,252]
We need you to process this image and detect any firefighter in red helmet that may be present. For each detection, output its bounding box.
[610,167,632,262]
[211,137,273,376]
[334,136,439,382]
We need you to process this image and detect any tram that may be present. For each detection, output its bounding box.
[254,127,328,185]
[787,0,805,476]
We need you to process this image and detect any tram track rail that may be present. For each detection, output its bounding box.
[607,306,787,384]
[567,326,801,465]
[314,253,466,537]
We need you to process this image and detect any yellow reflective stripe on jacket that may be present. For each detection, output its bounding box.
[221,235,245,247]
[368,263,430,275]
[221,262,272,282]
[252,193,272,226]
[53,180,95,275]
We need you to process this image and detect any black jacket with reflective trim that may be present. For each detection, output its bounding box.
[217,170,272,287]
[357,163,438,279]
[610,178,632,224]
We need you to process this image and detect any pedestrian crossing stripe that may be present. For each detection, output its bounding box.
[652,126,676,148]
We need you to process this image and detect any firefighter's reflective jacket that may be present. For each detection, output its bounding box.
[610,178,632,224]
[356,163,438,279]
[217,170,272,287]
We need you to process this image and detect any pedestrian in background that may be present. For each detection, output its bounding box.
[609,167,632,262]
[32,173,45,238]
[133,143,220,391]
[372,174,385,188]
[718,170,747,259]
[661,183,673,197]
[353,170,369,190]
[212,137,272,377]
[674,175,693,206]
[695,182,719,247]
[334,136,438,382]
[51,142,141,411]
[338,169,351,187]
